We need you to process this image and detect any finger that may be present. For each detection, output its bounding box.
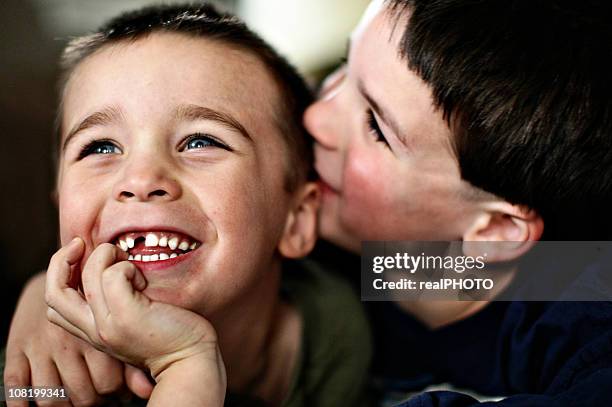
[130,264,147,292]
[83,347,124,396]
[124,364,153,400]
[46,307,96,348]
[81,244,128,327]
[28,358,68,406]
[46,239,95,334]
[101,262,149,317]
[3,352,31,407]
[54,353,102,407]
[46,237,85,293]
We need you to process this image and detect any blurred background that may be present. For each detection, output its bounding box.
[0,0,369,343]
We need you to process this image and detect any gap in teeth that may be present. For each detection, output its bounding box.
[116,231,200,260]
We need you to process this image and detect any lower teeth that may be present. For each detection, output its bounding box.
[128,252,184,262]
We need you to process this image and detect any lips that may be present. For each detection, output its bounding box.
[313,146,342,194]
[113,230,200,262]
[318,178,340,195]
[315,164,341,193]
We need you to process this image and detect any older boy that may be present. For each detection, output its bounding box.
[2,4,370,406]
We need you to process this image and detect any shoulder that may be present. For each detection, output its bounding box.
[492,301,612,393]
[283,258,370,357]
[281,258,372,407]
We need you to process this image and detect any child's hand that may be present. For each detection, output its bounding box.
[3,272,153,407]
[45,238,226,405]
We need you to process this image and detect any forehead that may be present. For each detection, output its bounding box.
[350,5,453,153]
[62,32,281,138]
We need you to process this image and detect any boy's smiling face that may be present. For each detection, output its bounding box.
[57,32,298,316]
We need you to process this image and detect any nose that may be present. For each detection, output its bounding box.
[303,97,342,150]
[113,154,182,203]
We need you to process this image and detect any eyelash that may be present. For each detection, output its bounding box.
[76,132,231,160]
[77,139,120,160]
[366,109,390,148]
[179,133,231,152]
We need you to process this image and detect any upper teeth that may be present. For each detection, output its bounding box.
[145,233,159,247]
[115,231,200,262]
[119,240,128,251]
[168,237,179,250]
[159,236,168,247]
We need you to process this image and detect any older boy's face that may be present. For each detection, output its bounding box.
[58,33,292,315]
[303,3,481,252]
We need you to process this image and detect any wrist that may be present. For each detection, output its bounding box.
[148,341,221,381]
[150,348,226,407]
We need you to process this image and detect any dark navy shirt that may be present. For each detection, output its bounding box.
[368,249,612,407]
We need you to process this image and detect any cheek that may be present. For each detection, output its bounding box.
[196,168,286,263]
[57,172,106,251]
[340,150,474,240]
[58,188,90,242]
[339,148,401,236]
[198,165,286,242]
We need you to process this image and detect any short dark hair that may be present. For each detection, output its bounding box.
[388,0,612,239]
[57,2,313,191]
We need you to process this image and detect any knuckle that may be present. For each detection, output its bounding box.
[87,244,114,267]
[48,250,62,266]
[44,291,55,308]
[98,243,117,257]
[95,375,123,395]
[96,325,119,348]
[46,307,56,323]
[3,372,26,387]
[97,318,132,352]
[103,263,124,278]
[68,392,99,407]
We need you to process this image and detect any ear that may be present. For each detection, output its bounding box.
[462,201,544,262]
[278,182,320,259]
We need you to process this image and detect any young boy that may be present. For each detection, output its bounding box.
[1,4,370,406]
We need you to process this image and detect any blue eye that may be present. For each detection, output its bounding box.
[78,140,121,159]
[180,133,231,151]
[186,136,215,149]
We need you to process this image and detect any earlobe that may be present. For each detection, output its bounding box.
[278,182,321,259]
[462,202,544,262]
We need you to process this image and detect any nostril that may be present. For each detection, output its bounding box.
[120,191,135,198]
[149,189,168,197]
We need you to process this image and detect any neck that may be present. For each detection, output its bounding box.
[209,260,301,405]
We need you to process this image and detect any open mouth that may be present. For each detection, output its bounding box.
[114,231,200,262]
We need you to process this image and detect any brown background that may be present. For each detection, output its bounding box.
[1,0,60,343]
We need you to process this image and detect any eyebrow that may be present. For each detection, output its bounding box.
[63,106,125,151]
[174,104,252,142]
[62,104,252,152]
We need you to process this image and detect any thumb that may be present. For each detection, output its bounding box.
[124,364,154,399]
